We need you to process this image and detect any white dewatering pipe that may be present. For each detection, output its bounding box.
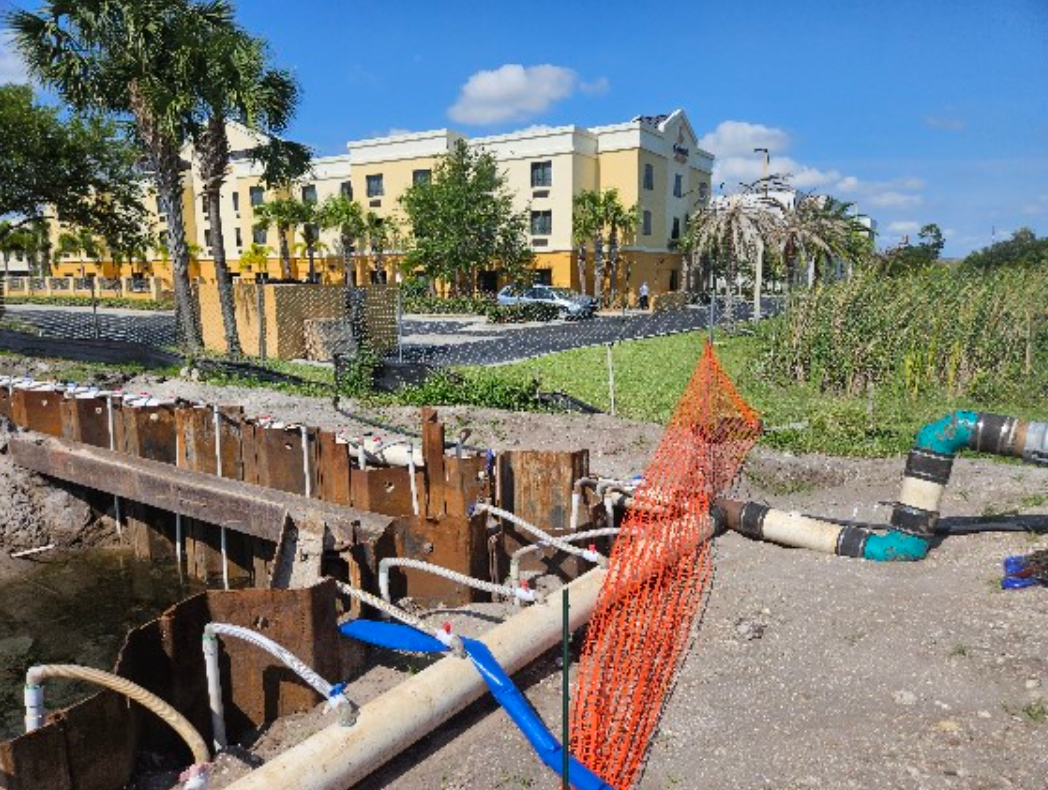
[474,502,607,567]
[378,557,539,606]
[25,663,211,789]
[334,581,465,656]
[202,623,355,752]
[223,568,607,790]
[407,442,419,517]
[300,425,312,499]
[509,528,620,595]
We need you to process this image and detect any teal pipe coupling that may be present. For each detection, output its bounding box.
[914,411,980,455]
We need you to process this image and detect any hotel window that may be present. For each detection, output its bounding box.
[202,195,210,215]
[413,169,431,185]
[643,163,654,191]
[366,174,385,197]
[530,210,553,236]
[250,186,265,206]
[673,174,683,198]
[340,181,353,199]
[253,227,267,245]
[204,229,213,251]
[301,184,318,204]
[531,161,553,188]
[232,192,240,214]
[642,210,652,236]
[235,228,243,249]
[671,217,681,240]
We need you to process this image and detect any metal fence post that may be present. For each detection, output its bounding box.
[91,276,100,339]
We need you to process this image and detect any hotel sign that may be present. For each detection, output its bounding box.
[673,128,689,163]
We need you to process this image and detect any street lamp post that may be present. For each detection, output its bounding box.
[753,148,769,196]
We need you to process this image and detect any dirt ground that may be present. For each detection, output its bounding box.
[2,356,1047,789]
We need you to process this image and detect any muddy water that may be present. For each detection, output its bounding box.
[0,549,202,740]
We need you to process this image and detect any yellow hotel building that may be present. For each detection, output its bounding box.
[50,110,712,300]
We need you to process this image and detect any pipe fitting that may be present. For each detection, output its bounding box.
[1021,421,1048,465]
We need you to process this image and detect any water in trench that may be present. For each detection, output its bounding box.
[0,548,202,740]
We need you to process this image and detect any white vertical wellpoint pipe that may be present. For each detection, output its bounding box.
[221,568,607,790]
[202,630,227,750]
[214,407,229,591]
[300,425,312,499]
[606,343,616,417]
[106,394,123,536]
[175,420,183,570]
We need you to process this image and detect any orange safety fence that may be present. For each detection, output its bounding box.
[569,339,761,789]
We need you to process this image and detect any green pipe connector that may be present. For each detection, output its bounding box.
[914,411,979,455]
[863,531,930,562]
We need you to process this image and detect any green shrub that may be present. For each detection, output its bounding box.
[2,294,174,311]
[334,348,381,397]
[394,369,543,411]
[484,302,560,323]
[402,295,492,315]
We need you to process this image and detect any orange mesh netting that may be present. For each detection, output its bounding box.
[569,340,761,789]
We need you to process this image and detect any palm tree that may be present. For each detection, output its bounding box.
[364,210,388,284]
[684,190,779,330]
[57,229,102,278]
[318,194,367,285]
[9,0,238,351]
[572,190,601,296]
[253,198,309,280]
[776,194,865,290]
[0,222,37,279]
[604,191,639,308]
[188,28,299,356]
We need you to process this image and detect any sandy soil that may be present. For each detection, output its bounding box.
[2,357,1047,789]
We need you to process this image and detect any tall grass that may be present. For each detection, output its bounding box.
[764,267,1048,400]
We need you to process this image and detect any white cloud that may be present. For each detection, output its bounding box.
[699,121,790,159]
[867,191,924,209]
[925,114,965,132]
[448,64,604,125]
[887,221,921,235]
[0,31,30,84]
[1021,194,1048,215]
[579,77,609,96]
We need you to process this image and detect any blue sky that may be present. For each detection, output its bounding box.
[3,0,1047,256]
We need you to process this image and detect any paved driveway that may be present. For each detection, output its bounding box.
[397,298,777,366]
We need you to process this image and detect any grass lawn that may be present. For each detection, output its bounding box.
[487,328,1048,458]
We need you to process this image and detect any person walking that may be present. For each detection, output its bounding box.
[638,281,650,310]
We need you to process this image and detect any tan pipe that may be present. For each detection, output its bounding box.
[222,568,607,790]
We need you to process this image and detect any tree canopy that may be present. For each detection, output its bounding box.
[400,139,533,293]
[0,83,145,245]
[962,227,1048,270]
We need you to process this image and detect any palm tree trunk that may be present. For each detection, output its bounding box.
[725,256,737,332]
[341,232,353,286]
[576,244,587,296]
[205,184,242,356]
[593,234,605,307]
[278,225,292,279]
[608,230,619,307]
[156,146,201,351]
[753,248,763,322]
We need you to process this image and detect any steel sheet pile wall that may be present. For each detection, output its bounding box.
[0,583,351,790]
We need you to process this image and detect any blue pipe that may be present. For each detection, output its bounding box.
[339,619,612,790]
[461,638,612,790]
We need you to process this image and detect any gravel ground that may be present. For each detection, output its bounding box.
[1,356,1046,789]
